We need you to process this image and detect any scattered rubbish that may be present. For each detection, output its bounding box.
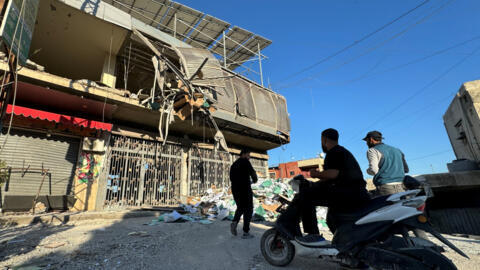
[262,203,280,213]
[41,241,67,249]
[153,178,328,229]
[163,211,184,223]
[128,231,149,237]
[217,209,229,221]
[32,202,47,214]
[198,220,213,225]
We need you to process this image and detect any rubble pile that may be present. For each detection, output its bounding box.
[152,178,328,230]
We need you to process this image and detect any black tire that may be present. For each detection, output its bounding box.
[260,228,295,266]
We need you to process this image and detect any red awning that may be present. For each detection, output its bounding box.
[6,104,112,131]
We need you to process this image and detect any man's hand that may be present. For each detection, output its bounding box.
[309,169,339,181]
[309,169,321,178]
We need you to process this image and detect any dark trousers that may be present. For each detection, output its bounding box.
[232,188,253,233]
[278,182,368,236]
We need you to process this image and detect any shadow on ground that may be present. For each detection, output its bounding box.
[0,219,73,265]
[1,212,337,270]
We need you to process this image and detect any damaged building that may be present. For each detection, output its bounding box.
[0,0,290,212]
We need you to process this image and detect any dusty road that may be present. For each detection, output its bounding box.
[1,215,479,270]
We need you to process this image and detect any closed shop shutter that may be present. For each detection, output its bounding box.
[0,129,80,197]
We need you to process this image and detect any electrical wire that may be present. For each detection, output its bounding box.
[273,0,431,86]
[305,34,480,90]
[347,43,480,143]
[277,0,455,91]
[0,0,27,155]
[408,149,453,161]
[380,92,455,131]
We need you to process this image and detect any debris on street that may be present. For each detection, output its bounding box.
[40,241,67,249]
[2,216,479,270]
[127,231,149,237]
[154,178,329,230]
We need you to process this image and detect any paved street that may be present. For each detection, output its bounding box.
[1,214,479,270]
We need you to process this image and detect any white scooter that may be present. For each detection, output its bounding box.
[260,176,468,269]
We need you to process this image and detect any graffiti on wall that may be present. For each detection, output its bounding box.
[77,152,103,183]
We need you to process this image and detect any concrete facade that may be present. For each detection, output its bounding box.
[444,80,480,163]
[0,0,282,212]
[269,157,324,179]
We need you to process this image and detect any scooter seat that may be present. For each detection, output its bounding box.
[332,195,392,222]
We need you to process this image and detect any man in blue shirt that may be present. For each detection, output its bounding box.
[363,131,409,196]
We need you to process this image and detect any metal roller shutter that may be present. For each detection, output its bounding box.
[0,129,80,197]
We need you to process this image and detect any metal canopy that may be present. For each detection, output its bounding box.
[187,14,230,48]
[107,0,169,26]
[211,26,253,58]
[228,35,272,69]
[159,2,204,38]
[102,1,271,71]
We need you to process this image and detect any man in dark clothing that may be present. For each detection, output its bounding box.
[277,128,370,244]
[230,149,258,239]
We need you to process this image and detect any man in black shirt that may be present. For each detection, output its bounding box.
[230,149,258,239]
[277,128,370,243]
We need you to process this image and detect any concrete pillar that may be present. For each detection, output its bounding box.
[94,133,111,211]
[71,150,104,211]
[100,53,117,88]
[179,147,189,203]
[69,134,111,212]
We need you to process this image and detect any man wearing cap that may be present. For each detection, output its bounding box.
[363,131,409,196]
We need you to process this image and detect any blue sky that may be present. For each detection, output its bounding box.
[180,0,480,176]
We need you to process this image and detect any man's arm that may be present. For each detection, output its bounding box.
[366,148,381,176]
[402,153,409,173]
[310,169,339,181]
[248,161,258,183]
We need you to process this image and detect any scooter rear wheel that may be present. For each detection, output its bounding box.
[260,228,295,266]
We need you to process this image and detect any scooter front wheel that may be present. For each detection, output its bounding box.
[260,228,295,266]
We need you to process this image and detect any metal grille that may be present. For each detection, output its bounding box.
[250,157,268,178]
[104,135,182,208]
[189,150,268,196]
[231,154,268,178]
[188,148,231,196]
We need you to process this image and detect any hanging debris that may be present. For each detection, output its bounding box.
[132,29,229,152]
